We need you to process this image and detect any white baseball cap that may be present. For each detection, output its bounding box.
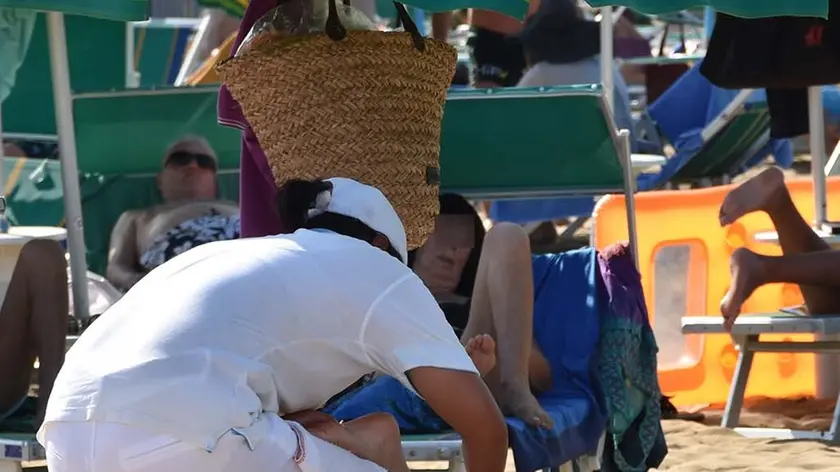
[311,177,408,263]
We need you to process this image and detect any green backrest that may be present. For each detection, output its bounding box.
[1,14,127,136]
[1,157,240,276]
[73,86,241,174]
[671,102,771,182]
[440,86,626,198]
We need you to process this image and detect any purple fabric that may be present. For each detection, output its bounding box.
[597,243,648,326]
[217,0,286,237]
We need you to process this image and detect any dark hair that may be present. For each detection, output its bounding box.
[408,193,485,299]
[276,178,404,262]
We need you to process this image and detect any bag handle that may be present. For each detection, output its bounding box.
[324,0,426,51]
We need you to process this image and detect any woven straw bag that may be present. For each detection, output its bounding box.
[217,2,457,248]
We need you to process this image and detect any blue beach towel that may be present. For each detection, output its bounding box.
[325,248,607,472]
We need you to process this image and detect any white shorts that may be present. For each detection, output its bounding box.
[41,414,385,472]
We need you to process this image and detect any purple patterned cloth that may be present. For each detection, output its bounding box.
[596,242,666,471]
[217,0,286,238]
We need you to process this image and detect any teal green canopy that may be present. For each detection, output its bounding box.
[586,0,828,19]
[0,0,148,21]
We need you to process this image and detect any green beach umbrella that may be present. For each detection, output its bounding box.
[585,0,828,19]
[0,0,149,21]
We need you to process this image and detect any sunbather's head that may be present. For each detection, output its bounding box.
[158,135,219,202]
[277,177,408,263]
[410,194,485,297]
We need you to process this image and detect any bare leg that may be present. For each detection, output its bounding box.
[0,240,68,426]
[461,223,553,428]
[289,411,410,472]
[718,167,840,322]
[341,414,409,472]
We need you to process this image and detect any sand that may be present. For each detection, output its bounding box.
[406,397,840,471]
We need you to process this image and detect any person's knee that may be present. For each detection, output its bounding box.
[359,413,401,443]
[484,223,530,258]
[18,239,67,275]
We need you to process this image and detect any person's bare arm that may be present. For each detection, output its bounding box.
[431,12,453,41]
[409,367,508,472]
[106,211,145,291]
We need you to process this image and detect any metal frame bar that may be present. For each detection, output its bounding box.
[699,89,755,142]
[47,12,90,322]
[722,334,840,441]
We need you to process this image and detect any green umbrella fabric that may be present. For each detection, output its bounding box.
[586,0,828,19]
[196,0,247,18]
[0,0,149,21]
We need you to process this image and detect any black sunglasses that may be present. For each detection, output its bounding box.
[165,151,216,171]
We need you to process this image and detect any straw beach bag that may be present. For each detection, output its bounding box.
[217,0,457,247]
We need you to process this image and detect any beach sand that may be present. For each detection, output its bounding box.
[407,397,840,471]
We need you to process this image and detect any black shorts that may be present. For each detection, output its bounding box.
[468,26,526,87]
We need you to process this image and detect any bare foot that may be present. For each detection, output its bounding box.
[720,248,766,331]
[465,334,497,376]
[719,166,786,226]
[501,383,554,429]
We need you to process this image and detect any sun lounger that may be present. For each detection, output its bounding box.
[132,18,199,87]
[488,63,793,228]
[1,14,128,136]
[0,433,45,472]
[682,314,840,441]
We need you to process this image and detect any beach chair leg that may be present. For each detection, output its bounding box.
[0,461,23,472]
[828,389,840,442]
[448,457,466,472]
[722,335,757,428]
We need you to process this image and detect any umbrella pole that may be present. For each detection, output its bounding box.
[810,86,828,226]
[806,85,838,400]
[46,11,90,323]
[599,6,614,112]
[0,108,5,195]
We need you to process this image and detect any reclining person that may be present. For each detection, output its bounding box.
[106,136,240,291]
[0,239,68,429]
[719,166,840,329]
[329,193,556,428]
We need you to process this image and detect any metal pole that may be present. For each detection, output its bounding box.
[47,12,90,322]
[618,130,639,269]
[599,7,614,112]
[0,106,6,195]
[125,22,138,87]
[174,12,212,86]
[809,86,828,226]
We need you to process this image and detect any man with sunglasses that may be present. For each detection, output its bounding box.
[106,136,240,292]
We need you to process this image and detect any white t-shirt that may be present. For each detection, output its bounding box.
[39,230,477,451]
